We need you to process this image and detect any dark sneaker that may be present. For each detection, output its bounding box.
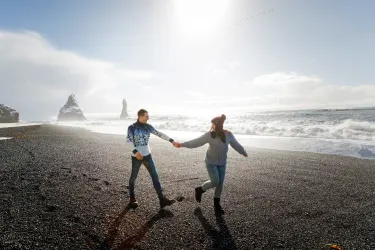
[159,196,176,208]
[195,186,205,203]
[129,197,138,208]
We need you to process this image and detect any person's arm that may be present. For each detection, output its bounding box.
[229,132,248,156]
[126,126,140,155]
[149,125,175,143]
[180,132,210,148]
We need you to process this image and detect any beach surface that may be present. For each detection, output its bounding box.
[1,125,375,250]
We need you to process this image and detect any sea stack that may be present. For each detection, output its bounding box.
[0,104,19,123]
[120,98,129,119]
[57,94,86,121]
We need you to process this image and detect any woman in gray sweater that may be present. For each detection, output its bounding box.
[179,114,248,214]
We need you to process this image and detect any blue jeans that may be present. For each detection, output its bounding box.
[128,154,163,199]
[202,163,227,198]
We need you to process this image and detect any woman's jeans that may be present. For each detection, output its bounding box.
[202,163,226,198]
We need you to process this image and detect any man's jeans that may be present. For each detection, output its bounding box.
[128,154,163,199]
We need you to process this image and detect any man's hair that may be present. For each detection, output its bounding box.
[137,109,148,117]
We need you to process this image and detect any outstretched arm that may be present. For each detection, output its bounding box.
[180,132,210,149]
[150,125,175,143]
[229,133,248,156]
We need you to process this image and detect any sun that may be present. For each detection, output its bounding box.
[173,0,229,38]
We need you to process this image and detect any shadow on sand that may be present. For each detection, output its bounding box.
[194,207,237,250]
[101,205,174,250]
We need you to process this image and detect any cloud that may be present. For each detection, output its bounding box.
[245,72,375,110]
[202,60,240,76]
[228,61,240,70]
[182,72,375,114]
[251,72,321,94]
[184,90,212,99]
[182,90,255,115]
[2,30,374,120]
[0,30,156,120]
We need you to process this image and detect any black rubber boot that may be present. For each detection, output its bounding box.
[214,198,225,215]
[159,196,176,208]
[129,196,138,208]
[195,186,205,203]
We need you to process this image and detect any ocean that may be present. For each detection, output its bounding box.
[52,108,375,160]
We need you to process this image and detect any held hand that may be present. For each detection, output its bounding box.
[172,141,182,148]
[243,153,248,157]
[135,152,143,160]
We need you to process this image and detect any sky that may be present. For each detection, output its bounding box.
[1,0,375,121]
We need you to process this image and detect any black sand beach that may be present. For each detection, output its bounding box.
[1,125,375,249]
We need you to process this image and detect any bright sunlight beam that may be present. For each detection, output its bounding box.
[173,0,229,39]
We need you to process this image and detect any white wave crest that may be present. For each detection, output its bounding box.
[152,119,375,141]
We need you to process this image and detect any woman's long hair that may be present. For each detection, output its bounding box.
[210,114,226,143]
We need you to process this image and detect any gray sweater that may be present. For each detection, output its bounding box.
[181,131,247,165]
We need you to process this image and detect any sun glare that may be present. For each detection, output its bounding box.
[173,0,229,38]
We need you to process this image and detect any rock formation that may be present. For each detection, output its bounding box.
[120,98,129,119]
[57,94,86,121]
[0,104,19,123]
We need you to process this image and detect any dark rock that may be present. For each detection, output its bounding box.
[73,215,81,222]
[0,104,19,123]
[120,98,129,119]
[46,204,58,212]
[176,196,185,202]
[57,94,86,121]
